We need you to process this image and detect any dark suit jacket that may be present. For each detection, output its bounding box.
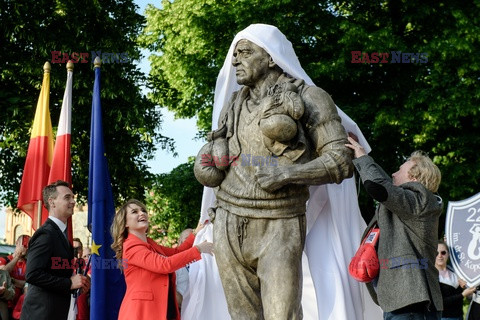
[21,218,74,320]
[354,155,443,313]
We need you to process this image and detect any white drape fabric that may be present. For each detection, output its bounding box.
[181,24,382,320]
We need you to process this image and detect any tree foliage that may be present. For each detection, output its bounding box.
[0,0,175,208]
[144,159,204,245]
[140,0,480,230]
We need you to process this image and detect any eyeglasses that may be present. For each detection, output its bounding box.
[437,250,447,256]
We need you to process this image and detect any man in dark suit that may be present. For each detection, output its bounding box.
[346,137,443,320]
[21,180,90,320]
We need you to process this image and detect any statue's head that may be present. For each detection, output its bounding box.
[213,24,313,128]
[232,39,279,86]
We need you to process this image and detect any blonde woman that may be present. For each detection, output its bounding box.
[111,199,213,320]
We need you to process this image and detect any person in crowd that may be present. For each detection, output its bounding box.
[467,290,480,320]
[0,269,15,320]
[12,282,27,320]
[1,234,29,316]
[346,137,443,320]
[111,199,214,320]
[175,228,193,311]
[73,238,83,260]
[193,23,353,319]
[21,180,90,320]
[82,247,91,261]
[0,256,9,268]
[435,241,475,320]
[72,238,89,320]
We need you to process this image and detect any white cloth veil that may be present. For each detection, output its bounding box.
[181,24,382,320]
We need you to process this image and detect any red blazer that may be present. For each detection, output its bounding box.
[118,233,201,320]
[12,293,25,320]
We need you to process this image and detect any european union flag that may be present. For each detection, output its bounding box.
[88,57,126,320]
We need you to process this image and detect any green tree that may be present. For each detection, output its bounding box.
[145,159,204,245]
[0,0,175,207]
[140,0,480,231]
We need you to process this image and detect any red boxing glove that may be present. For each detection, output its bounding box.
[349,227,380,283]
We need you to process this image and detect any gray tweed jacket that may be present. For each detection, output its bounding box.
[354,155,443,313]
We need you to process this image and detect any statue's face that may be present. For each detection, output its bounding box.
[232,39,271,86]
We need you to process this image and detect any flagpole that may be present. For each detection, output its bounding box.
[88,56,126,320]
[66,60,74,241]
[37,61,52,229]
[36,200,42,229]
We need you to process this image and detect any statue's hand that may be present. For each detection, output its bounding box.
[194,142,225,187]
[255,166,286,192]
[259,96,281,118]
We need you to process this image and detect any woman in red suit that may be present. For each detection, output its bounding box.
[111,199,214,320]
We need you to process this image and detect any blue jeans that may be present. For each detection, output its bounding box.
[383,311,442,320]
[441,318,462,320]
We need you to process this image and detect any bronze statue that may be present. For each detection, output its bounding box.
[194,24,353,319]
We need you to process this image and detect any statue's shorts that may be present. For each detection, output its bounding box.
[213,206,306,320]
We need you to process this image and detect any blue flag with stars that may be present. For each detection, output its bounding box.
[88,58,126,320]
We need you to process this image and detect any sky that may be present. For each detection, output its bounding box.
[145,102,205,174]
[135,1,206,174]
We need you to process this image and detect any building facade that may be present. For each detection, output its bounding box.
[5,204,91,249]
